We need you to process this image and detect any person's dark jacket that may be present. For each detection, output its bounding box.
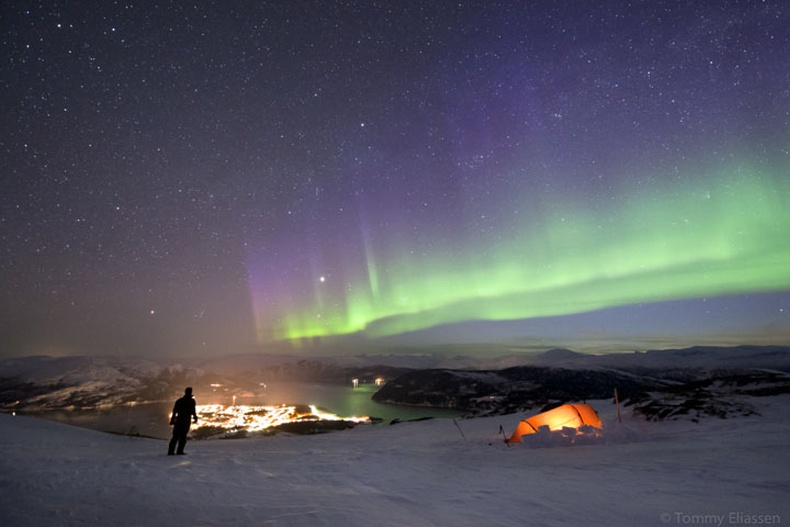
[170,395,197,425]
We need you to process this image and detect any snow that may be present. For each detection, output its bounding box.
[2,396,789,527]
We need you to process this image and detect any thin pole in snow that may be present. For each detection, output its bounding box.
[499,425,510,447]
[614,388,622,424]
[453,418,467,441]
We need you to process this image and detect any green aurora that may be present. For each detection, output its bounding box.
[266,165,790,344]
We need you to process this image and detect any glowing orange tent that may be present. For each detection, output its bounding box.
[506,403,602,444]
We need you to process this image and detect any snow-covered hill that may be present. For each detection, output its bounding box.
[0,355,162,410]
[2,395,789,527]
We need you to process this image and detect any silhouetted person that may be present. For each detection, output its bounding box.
[168,387,198,455]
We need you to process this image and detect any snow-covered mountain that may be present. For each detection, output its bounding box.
[530,345,790,371]
[1,346,789,419]
[371,346,790,419]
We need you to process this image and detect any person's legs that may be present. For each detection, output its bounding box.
[169,423,189,455]
[168,431,178,455]
[175,423,189,454]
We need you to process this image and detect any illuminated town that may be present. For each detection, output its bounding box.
[188,378,385,437]
[193,403,371,436]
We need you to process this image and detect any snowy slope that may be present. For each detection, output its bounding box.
[2,396,789,527]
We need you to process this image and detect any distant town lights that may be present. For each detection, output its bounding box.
[194,404,370,433]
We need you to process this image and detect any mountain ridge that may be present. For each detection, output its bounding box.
[1,345,789,419]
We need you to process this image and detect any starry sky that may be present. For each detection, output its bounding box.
[2,0,789,360]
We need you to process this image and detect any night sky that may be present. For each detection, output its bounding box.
[2,1,789,359]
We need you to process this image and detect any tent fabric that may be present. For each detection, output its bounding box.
[506,403,602,444]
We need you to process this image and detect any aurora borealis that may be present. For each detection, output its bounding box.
[250,164,790,344]
[2,1,789,358]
